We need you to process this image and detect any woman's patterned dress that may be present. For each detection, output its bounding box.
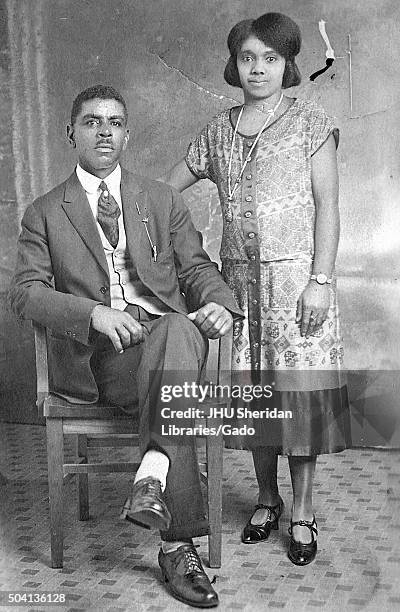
[186,98,351,454]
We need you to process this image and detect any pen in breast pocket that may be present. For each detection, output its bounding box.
[135,202,158,262]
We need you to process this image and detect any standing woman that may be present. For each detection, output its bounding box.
[164,12,351,565]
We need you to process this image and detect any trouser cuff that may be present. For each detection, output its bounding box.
[160,519,210,542]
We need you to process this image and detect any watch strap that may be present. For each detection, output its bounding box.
[310,274,332,285]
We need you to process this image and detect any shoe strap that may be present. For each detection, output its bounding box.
[288,516,318,538]
[254,498,283,522]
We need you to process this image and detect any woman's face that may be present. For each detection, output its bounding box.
[237,35,285,102]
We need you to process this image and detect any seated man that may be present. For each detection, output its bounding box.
[9,84,242,609]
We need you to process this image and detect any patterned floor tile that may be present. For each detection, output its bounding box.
[0,424,399,611]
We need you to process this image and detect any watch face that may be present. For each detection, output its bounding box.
[316,273,328,284]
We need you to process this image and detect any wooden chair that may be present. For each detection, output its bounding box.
[33,322,232,569]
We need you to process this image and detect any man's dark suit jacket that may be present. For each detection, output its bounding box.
[10,168,242,402]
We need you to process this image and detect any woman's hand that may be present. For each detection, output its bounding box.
[296,282,330,338]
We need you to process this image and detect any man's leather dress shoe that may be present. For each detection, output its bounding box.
[158,543,218,608]
[120,476,171,530]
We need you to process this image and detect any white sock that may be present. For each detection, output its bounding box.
[133,449,169,491]
[162,540,192,554]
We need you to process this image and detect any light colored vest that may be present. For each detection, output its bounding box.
[102,218,171,315]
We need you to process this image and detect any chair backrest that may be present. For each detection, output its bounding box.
[33,322,50,415]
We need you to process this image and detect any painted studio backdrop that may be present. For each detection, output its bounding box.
[0,0,399,446]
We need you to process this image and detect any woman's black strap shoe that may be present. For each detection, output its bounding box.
[241,498,284,544]
[288,516,318,565]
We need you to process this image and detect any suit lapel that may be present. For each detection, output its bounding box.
[62,172,108,276]
[61,169,149,276]
[120,169,147,264]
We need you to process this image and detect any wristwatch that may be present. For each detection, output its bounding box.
[310,273,332,285]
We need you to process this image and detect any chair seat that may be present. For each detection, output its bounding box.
[43,395,140,435]
[43,394,137,420]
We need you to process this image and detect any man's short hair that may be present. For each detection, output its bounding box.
[70,85,128,125]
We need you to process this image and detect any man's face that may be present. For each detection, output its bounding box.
[67,98,129,178]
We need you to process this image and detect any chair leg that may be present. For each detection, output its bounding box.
[0,472,8,485]
[46,418,64,568]
[77,435,89,521]
[205,418,223,568]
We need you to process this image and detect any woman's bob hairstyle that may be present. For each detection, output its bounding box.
[224,12,301,89]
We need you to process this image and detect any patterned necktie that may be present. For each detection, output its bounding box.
[97,181,121,248]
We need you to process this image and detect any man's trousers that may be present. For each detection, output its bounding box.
[91,306,210,541]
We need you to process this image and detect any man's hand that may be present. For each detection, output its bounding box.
[91,305,145,352]
[187,302,233,339]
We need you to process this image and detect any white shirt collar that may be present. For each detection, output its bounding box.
[76,164,122,195]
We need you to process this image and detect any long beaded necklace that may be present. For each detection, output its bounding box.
[225,92,284,222]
